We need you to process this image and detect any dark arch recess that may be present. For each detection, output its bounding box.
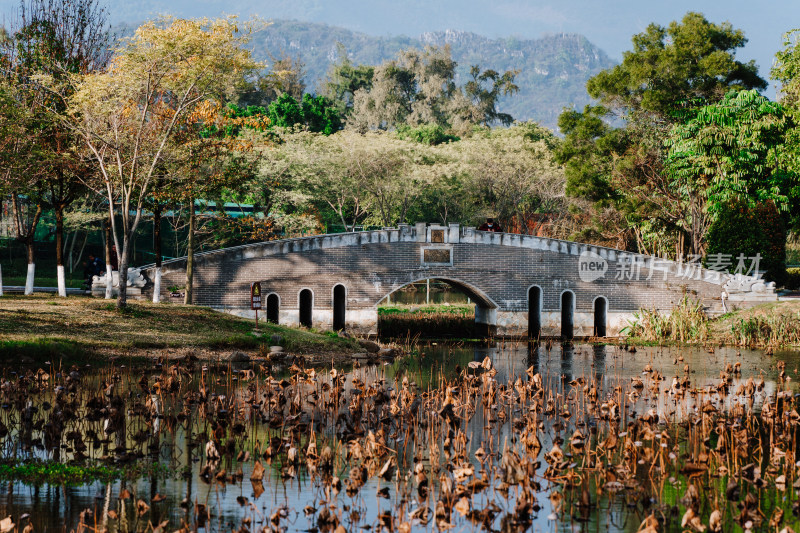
[561,291,574,339]
[266,293,279,324]
[333,284,346,331]
[299,289,313,328]
[528,286,542,339]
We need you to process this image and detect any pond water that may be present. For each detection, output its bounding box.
[381,282,471,306]
[0,342,796,532]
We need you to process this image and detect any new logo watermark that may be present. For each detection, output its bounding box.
[578,251,608,282]
[577,251,763,283]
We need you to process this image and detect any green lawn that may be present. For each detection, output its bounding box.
[0,294,360,359]
[3,276,85,288]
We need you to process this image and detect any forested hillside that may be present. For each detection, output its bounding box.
[251,21,616,128]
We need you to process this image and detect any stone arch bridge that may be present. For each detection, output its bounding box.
[139,223,776,337]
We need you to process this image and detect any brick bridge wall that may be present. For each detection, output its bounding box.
[139,223,776,337]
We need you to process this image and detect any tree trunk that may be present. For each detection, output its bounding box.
[184,200,195,305]
[55,206,67,297]
[152,205,162,303]
[103,218,113,299]
[11,195,41,296]
[24,240,35,295]
[117,233,129,309]
[104,263,113,299]
[67,230,77,273]
[72,231,88,275]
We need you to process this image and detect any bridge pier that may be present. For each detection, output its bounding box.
[270,308,378,335]
[495,310,637,337]
[474,306,497,336]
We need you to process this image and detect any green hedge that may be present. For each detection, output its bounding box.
[707,200,787,286]
[786,268,800,290]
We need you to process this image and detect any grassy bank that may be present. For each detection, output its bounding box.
[0,294,359,360]
[378,303,476,338]
[624,298,800,348]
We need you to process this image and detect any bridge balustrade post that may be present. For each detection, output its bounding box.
[461,226,476,242]
[397,224,412,241]
[448,224,460,243]
[415,222,426,242]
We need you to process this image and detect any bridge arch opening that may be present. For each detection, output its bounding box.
[528,285,542,339]
[299,288,313,328]
[266,293,280,324]
[378,277,497,338]
[333,284,346,331]
[593,296,607,337]
[561,290,575,339]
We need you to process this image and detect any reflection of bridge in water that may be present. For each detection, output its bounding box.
[463,343,776,420]
[140,224,775,337]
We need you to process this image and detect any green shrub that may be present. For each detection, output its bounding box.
[0,339,86,360]
[396,124,459,145]
[706,199,787,286]
[786,268,800,290]
[0,461,123,486]
[623,296,708,342]
[730,313,800,347]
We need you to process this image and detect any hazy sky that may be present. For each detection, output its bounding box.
[1,0,795,94]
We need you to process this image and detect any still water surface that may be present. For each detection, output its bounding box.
[0,342,793,531]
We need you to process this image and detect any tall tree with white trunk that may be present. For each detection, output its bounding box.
[65,16,261,307]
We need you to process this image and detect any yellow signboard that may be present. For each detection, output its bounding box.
[250,282,262,310]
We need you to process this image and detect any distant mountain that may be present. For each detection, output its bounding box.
[29,12,615,130]
[251,20,616,130]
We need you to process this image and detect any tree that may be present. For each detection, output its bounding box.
[396,123,459,146]
[772,28,800,221]
[66,16,261,307]
[558,12,768,255]
[3,0,110,296]
[665,90,796,255]
[706,200,787,284]
[268,93,303,129]
[349,46,457,131]
[556,106,689,253]
[237,53,306,107]
[438,123,566,233]
[171,101,264,304]
[322,43,374,115]
[557,106,621,203]
[450,65,519,128]
[272,131,416,229]
[587,11,765,116]
[774,29,800,109]
[347,45,518,134]
[299,94,342,135]
[266,93,342,134]
[0,80,47,294]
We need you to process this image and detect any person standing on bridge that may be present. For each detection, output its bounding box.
[478,218,503,232]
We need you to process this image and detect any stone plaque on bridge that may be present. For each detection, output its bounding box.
[431,229,445,243]
[422,247,452,266]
